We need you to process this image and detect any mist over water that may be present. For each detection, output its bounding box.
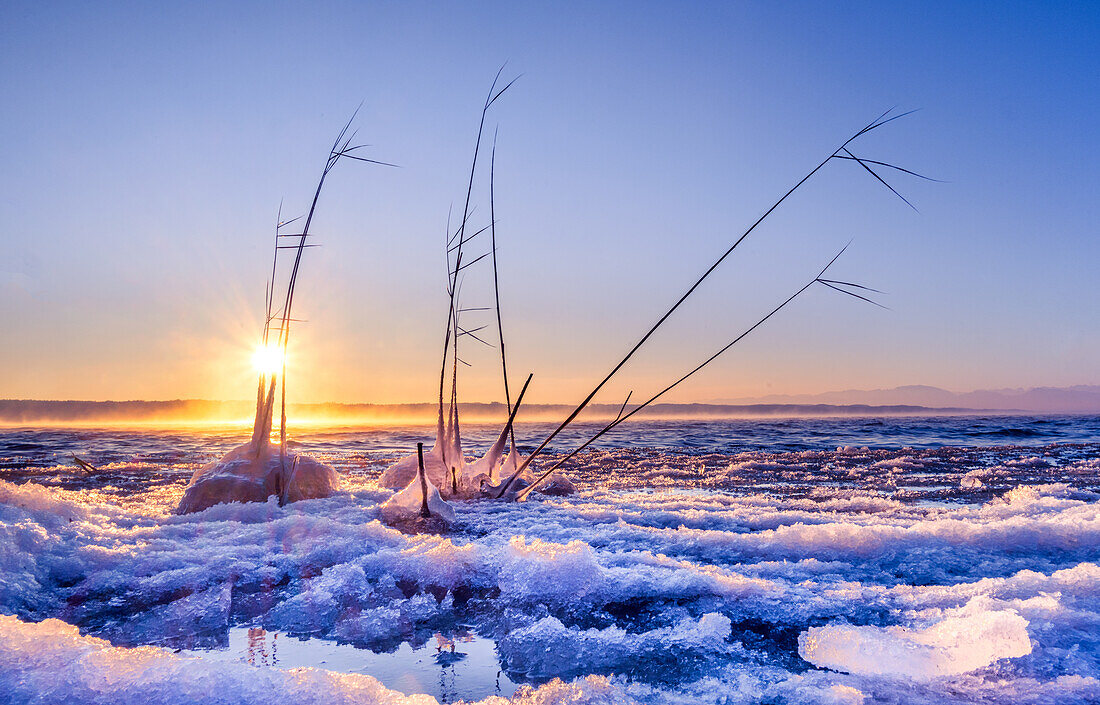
[4,413,1099,469]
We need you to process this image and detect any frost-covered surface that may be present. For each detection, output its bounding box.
[0,417,1099,704]
[176,441,339,514]
[380,471,457,529]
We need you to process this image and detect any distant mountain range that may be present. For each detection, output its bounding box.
[1,385,1097,425]
[715,385,1100,413]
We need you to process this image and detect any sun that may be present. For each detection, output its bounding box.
[251,343,284,376]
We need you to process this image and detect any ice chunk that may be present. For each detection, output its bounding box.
[537,474,577,496]
[380,470,457,529]
[332,606,406,643]
[483,444,536,499]
[960,471,984,489]
[97,582,232,648]
[380,406,467,493]
[771,675,868,705]
[499,537,606,607]
[499,612,735,680]
[459,437,506,497]
[379,447,449,491]
[798,601,1032,679]
[175,442,339,514]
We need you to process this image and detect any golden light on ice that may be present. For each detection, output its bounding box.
[251,343,284,376]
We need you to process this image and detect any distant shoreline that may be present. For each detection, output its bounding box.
[0,398,1057,426]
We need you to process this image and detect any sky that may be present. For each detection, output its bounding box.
[1,1,1098,407]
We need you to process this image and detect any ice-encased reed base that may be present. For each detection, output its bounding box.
[175,442,338,514]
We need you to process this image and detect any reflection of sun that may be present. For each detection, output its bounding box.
[251,343,284,376]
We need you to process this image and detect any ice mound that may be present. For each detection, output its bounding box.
[380,406,480,496]
[499,537,606,607]
[499,612,735,680]
[330,593,445,645]
[0,479,89,522]
[379,472,457,529]
[176,442,339,514]
[798,600,1033,680]
[960,468,986,488]
[379,449,449,491]
[537,473,577,496]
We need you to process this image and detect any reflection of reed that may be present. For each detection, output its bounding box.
[435,633,455,653]
[436,629,474,651]
[246,627,269,666]
[434,631,472,703]
[245,627,278,667]
[438,668,450,704]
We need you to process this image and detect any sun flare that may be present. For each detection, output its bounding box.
[251,343,284,376]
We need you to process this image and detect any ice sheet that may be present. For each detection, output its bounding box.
[1,433,1099,704]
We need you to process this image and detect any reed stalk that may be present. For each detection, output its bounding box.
[496,109,925,498]
[516,247,884,498]
[434,69,519,471]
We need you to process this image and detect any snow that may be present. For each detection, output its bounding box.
[1,435,1099,704]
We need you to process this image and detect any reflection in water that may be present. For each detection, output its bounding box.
[181,627,517,703]
[434,631,471,703]
[245,627,276,667]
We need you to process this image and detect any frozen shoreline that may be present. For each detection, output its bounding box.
[0,421,1098,703]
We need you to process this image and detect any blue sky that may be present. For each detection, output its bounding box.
[1,1,1097,404]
